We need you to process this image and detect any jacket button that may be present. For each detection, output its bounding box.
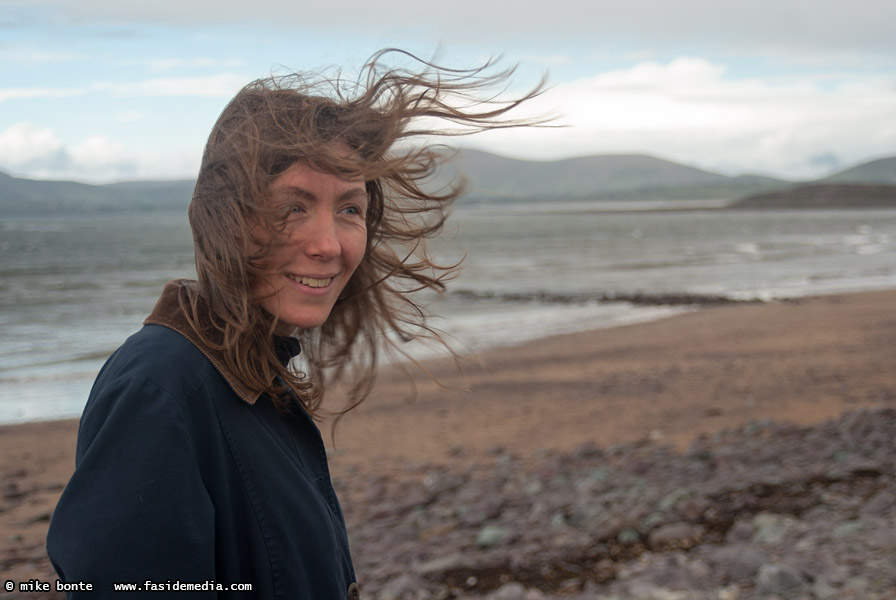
[347,582,361,599]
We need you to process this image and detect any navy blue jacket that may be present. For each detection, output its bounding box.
[47,281,359,599]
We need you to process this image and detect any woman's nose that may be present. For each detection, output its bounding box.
[302,215,341,260]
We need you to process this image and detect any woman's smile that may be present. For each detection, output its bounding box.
[285,274,334,289]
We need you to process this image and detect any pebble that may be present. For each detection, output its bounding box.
[756,564,806,596]
[476,525,510,547]
[338,409,896,600]
[646,522,703,550]
[486,582,526,600]
[708,544,768,583]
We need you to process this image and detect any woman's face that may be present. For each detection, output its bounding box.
[253,158,368,334]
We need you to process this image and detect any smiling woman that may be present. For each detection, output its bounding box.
[45,49,545,599]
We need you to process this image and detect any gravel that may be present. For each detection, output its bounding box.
[335,408,896,600]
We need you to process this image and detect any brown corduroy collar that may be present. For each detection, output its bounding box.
[143,279,263,405]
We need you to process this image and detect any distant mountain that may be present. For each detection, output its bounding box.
[822,157,896,185]
[443,150,788,201]
[1,151,893,213]
[0,171,194,214]
[730,183,896,210]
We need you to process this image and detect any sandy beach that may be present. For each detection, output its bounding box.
[2,289,894,597]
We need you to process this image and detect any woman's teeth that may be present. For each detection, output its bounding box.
[287,275,332,288]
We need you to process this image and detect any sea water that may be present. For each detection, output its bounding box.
[2,201,895,423]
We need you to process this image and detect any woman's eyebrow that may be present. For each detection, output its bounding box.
[275,185,316,201]
[339,188,369,203]
[274,185,368,206]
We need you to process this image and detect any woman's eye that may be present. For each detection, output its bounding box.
[340,206,362,216]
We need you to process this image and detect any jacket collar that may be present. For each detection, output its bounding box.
[143,279,301,405]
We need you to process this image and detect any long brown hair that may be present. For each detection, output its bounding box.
[185,49,547,417]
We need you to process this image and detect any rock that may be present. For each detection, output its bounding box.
[751,512,797,545]
[725,519,755,543]
[336,409,896,600]
[616,528,640,545]
[415,552,474,576]
[477,525,511,547]
[26,510,52,524]
[861,490,895,516]
[842,576,871,595]
[812,579,840,600]
[756,563,806,596]
[647,522,704,550]
[614,581,691,600]
[376,573,428,600]
[422,471,466,499]
[708,544,768,583]
[832,519,864,539]
[447,444,465,457]
[1,482,24,500]
[486,582,526,600]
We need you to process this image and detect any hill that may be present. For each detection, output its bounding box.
[1,152,893,213]
[730,183,896,209]
[822,157,896,185]
[445,150,787,201]
[0,172,194,214]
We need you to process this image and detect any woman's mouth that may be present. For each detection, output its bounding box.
[286,274,333,288]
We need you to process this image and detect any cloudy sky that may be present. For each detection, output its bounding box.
[2,0,894,183]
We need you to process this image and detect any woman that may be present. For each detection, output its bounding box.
[46,50,544,598]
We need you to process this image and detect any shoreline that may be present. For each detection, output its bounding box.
[1,288,895,597]
[323,288,896,472]
[3,287,894,436]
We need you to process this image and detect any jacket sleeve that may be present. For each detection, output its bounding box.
[47,374,216,598]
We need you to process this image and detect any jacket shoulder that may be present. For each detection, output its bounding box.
[88,324,220,412]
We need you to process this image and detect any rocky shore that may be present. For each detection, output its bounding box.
[339,409,896,600]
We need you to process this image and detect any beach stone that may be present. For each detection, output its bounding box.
[647,522,703,550]
[812,579,840,600]
[832,519,864,538]
[861,489,895,516]
[476,525,511,547]
[1,482,24,499]
[415,552,474,576]
[865,518,896,550]
[842,576,871,595]
[614,581,690,600]
[376,573,428,600]
[422,471,466,498]
[616,527,640,545]
[486,582,526,600]
[751,512,797,545]
[708,543,768,583]
[334,409,896,600]
[756,563,806,596]
[725,518,756,543]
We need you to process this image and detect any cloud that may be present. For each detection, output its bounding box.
[0,49,88,64]
[112,57,248,73]
[70,136,131,171]
[0,74,247,104]
[93,74,249,98]
[465,58,896,178]
[0,86,88,103]
[0,123,67,169]
[18,0,896,58]
[0,123,138,181]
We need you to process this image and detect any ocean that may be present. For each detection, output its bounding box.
[2,200,895,424]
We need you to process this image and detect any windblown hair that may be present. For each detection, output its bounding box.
[185,49,546,417]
